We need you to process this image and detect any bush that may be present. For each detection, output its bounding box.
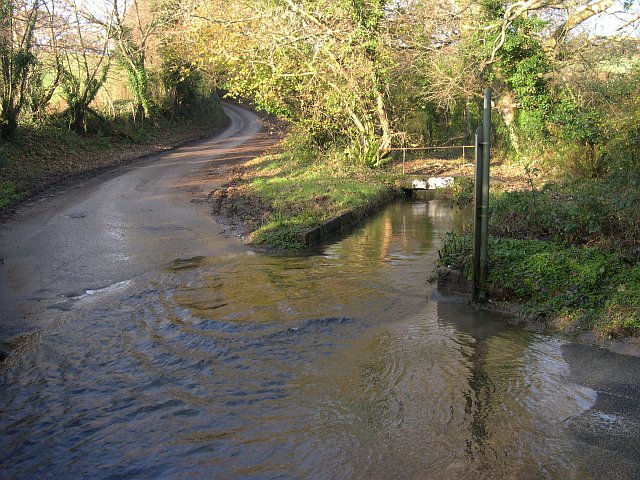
[489,178,640,257]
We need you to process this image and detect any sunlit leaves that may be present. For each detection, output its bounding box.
[182,0,393,162]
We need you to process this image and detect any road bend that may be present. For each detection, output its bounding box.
[0,103,272,343]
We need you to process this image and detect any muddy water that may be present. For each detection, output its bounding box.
[0,196,635,478]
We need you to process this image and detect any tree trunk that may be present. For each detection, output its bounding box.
[0,113,17,139]
[496,90,520,154]
[464,101,474,142]
[376,90,392,156]
[545,0,615,53]
[70,103,86,134]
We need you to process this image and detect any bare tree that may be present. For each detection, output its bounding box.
[0,0,40,138]
[58,0,114,133]
[27,0,63,121]
[181,0,396,165]
[401,0,627,150]
[86,0,176,121]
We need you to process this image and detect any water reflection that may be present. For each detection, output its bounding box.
[0,196,599,478]
[437,303,596,478]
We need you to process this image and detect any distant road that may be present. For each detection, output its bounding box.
[0,103,273,343]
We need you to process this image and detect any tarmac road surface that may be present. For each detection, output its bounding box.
[0,103,271,344]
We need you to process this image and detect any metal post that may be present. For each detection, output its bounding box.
[472,126,483,303]
[480,90,491,301]
[473,90,491,303]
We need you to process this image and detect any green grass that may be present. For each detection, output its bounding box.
[489,176,640,253]
[0,181,21,209]
[235,140,400,249]
[437,171,640,338]
[438,233,639,337]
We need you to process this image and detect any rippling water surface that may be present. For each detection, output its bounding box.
[0,197,604,478]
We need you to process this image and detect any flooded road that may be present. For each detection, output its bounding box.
[2,196,638,479]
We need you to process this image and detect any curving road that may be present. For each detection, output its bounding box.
[0,103,272,344]
[1,104,639,479]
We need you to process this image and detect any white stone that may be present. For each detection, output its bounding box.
[411,179,428,189]
[411,177,455,190]
[427,177,455,189]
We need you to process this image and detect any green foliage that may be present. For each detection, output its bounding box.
[490,178,640,255]
[26,61,60,121]
[438,232,639,336]
[594,64,640,174]
[0,0,39,138]
[552,98,601,145]
[438,231,473,277]
[0,180,20,209]
[206,0,393,165]
[11,49,36,74]
[113,26,152,119]
[603,265,640,336]
[252,218,310,250]
[497,22,550,102]
[125,62,151,117]
[480,0,504,17]
[447,177,474,208]
[440,164,640,336]
[343,137,388,168]
[349,0,385,54]
[491,16,552,146]
[160,52,214,118]
[61,63,109,134]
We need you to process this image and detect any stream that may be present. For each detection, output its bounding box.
[1,195,639,479]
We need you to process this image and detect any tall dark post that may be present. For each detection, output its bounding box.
[473,90,491,303]
[472,126,483,303]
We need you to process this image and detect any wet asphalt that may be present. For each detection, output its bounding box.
[1,103,639,479]
[0,103,263,342]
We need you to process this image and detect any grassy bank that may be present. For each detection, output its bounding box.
[213,137,400,249]
[0,102,226,212]
[438,174,640,338]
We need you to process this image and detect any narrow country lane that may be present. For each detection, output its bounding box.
[0,103,273,343]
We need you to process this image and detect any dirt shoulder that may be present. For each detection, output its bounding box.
[207,115,289,240]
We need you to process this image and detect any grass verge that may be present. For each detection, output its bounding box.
[214,139,400,249]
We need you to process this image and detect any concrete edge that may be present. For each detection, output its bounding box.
[296,189,401,248]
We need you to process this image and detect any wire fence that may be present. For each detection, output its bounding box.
[388,145,476,175]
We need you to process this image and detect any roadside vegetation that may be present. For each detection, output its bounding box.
[213,130,399,249]
[439,167,640,337]
[0,101,225,210]
[434,53,640,337]
[438,231,640,338]
[190,0,639,337]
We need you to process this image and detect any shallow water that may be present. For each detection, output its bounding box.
[0,196,631,478]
